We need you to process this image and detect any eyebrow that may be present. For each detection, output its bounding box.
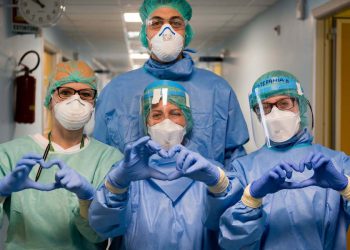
[150,15,182,19]
[263,97,291,103]
[150,109,163,112]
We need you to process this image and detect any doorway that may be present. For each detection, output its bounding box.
[42,45,57,135]
[314,9,350,155]
[314,7,350,249]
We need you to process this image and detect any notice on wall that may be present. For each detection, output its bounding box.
[12,0,39,34]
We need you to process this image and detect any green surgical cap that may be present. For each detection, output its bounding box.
[142,80,193,134]
[139,0,194,48]
[44,60,97,107]
[249,70,310,127]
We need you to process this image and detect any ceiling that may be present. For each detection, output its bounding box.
[56,0,279,74]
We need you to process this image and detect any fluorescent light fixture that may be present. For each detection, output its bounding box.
[130,53,149,60]
[128,31,140,39]
[124,13,142,23]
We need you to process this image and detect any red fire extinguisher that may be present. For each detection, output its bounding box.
[14,50,40,124]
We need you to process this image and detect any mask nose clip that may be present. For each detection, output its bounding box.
[159,25,175,35]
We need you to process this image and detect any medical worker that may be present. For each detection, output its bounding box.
[0,61,123,250]
[93,0,249,166]
[89,80,243,250]
[219,70,350,250]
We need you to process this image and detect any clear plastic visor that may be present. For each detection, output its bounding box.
[142,87,190,129]
[250,91,313,148]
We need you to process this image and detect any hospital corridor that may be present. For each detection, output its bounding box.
[0,0,349,249]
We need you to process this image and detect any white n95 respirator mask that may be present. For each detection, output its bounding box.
[264,107,301,143]
[53,95,94,131]
[148,119,186,150]
[149,24,184,63]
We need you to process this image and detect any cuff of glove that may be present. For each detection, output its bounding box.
[105,180,128,195]
[79,199,92,219]
[340,175,350,200]
[208,168,229,194]
[241,184,262,208]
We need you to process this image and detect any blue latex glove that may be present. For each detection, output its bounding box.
[42,159,95,200]
[250,161,302,198]
[167,145,220,186]
[107,136,168,189]
[298,152,348,191]
[0,153,58,196]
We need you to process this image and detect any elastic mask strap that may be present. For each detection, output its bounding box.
[307,100,314,129]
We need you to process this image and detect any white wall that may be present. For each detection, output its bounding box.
[0,8,44,142]
[0,7,90,143]
[209,0,328,152]
[0,7,16,143]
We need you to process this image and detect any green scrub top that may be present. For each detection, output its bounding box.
[0,136,123,250]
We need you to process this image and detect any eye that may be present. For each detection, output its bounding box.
[149,18,163,28]
[170,18,185,28]
[277,99,293,109]
[59,88,74,97]
[169,110,183,117]
[150,112,163,120]
[80,91,93,98]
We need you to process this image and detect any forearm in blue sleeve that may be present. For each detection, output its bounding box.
[205,176,244,230]
[88,185,129,238]
[219,201,266,250]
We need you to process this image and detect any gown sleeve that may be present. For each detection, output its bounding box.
[204,169,244,231]
[89,178,130,239]
[0,149,15,228]
[218,160,267,250]
[341,153,350,216]
[74,146,124,242]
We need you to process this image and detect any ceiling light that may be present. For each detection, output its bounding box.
[130,53,149,60]
[124,13,142,23]
[128,31,140,39]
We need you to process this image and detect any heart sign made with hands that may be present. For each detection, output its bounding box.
[0,153,59,196]
[250,152,348,199]
[166,144,221,186]
[297,152,348,191]
[106,136,170,189]
[43,159,94,200]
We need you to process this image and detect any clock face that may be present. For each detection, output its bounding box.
[18,0,66,27]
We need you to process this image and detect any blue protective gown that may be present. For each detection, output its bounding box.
[93,53,249,166]
[89,155,244,250]
[219,131,350,250]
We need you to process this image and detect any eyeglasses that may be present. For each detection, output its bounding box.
[56,87,97,101]
[146,16,187,30]
[254,97,296,115]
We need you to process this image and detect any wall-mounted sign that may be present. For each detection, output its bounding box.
[12,0,39,34]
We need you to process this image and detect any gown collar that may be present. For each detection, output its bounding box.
[268,128,313,151]
[143,52,194,81]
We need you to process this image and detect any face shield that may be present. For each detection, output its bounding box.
[249,80,313,148]
[142,80,192,149]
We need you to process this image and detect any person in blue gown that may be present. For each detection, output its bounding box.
[89,80,244,250]
[219,70,350,250]
[93,0,249,166]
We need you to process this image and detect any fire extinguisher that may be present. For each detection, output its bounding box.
[14,50,40,124]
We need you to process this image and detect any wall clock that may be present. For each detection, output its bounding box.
[17,0,66,27]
